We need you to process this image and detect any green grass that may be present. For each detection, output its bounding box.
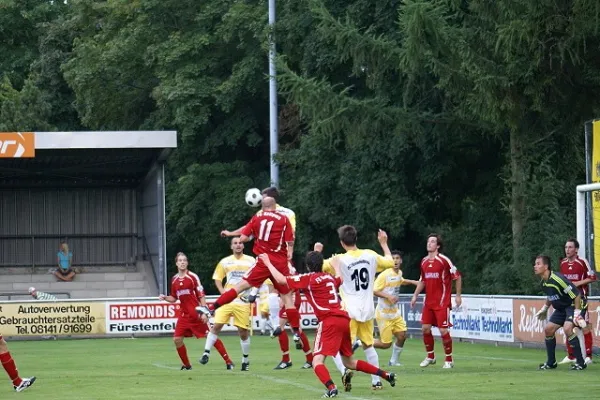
[3,334,596,399]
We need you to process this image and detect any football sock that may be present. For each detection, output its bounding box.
[390,343,403,364]
[355,360,389,380]
[565,336,574,359]
[204,332,218,353]
[175,344,191,368]
[584,331,593,358]
[568,334,585,366]
[268,294,281,328]
[423,331,435,359]
[278,331,291,363]
[299,331,313,362]
[259,318,267,332]
[0,352,22,387]
[314,364,335,390]
[545,335,556,365]
[214,339,232,364]
[332,353,346,375]
[249,287,260,297]
[240,338,251,363]
[364,346,381,384]
[285,307,301,333]
[214,288,238,309]
[441,332,453,362]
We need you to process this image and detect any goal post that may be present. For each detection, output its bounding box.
[582,119,600,275]
[576,183,600,268]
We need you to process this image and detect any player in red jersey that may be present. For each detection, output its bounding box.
[558,238,596,365]
[159,252,234,370]
[410,233,462,369]
[260,252,396,398]
[0,335,35,392]
[201,197,304,341]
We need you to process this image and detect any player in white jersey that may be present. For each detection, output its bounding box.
[328,225,394,390]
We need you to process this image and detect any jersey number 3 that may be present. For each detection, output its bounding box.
[325,281,339,304]
[351,267,370,291]
[258,220,275,241]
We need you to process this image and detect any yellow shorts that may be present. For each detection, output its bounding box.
[214,303,251,330]
[259,300,269,315]
[376,316,407,344]
[350,319,374,347]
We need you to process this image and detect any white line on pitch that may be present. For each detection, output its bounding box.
[251,373,372,400]
[152,362,182,370]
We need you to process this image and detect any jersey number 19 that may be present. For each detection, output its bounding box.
[351,267,369,291]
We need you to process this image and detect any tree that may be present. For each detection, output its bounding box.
[275,0,600,293]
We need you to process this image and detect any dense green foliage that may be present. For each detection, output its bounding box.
[3,0,599,294]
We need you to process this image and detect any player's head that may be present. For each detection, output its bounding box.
[305,251,324,272]
[392,250,403,269]
[565,238,579,258]
[427,233,442,253]
[175,252,189,271]
[261,196,277,210]
[534,254,551,276]
[262,186,280,201]
[337,225,357,248]
[231,237,244,254]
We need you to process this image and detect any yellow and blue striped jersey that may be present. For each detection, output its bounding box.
[541,271,579,309]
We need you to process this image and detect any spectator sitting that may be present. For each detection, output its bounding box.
[54,242,75,282]
[29,287,58,340]
[28,287,58,301]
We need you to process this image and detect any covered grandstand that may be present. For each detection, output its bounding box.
[0,131,177,299]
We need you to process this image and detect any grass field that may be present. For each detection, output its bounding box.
[3,334,596,399]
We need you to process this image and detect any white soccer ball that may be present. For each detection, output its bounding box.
[245,188,262,207]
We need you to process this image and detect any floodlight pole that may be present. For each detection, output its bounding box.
[268,0,279,188]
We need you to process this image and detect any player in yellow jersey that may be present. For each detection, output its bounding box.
[373,250,418,366]
[258,280,274,335]
[200,237,255,371]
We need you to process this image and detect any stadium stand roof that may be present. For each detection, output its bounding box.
[0,131,177,188]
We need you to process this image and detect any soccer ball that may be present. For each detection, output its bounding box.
[245,188,262,207]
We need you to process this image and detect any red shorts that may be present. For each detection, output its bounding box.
[174,317,209,338]
[243,258,292,294]
[421,305,452,328]
[313,316,353,357]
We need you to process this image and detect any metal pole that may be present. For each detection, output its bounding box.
[268,0,279,188]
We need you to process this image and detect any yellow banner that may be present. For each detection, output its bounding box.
[592,121,600,272]
[0,302,105,336]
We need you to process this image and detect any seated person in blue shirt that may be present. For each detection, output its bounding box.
[54,242,75,282]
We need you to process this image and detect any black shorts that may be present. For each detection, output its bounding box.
[549,306,574,326]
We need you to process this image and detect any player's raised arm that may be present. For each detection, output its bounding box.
[259,254,287,285]
[378,229,392,259]
[329,256,343,279]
